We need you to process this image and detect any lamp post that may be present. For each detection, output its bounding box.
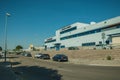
[4,13,10,62]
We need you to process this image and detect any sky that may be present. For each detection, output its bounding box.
[0,0,120,49]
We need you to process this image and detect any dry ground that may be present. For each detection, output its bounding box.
[31,49,120,66]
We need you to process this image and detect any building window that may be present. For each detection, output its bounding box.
[82,42,96,46]
[50,47,55,49]
[117,25,120,28]
[101,24,120,31]
[60,23,120,41]
[61,45,65,48]
[106,40,110,45]
[60,27,77,34]
[45,39,56,43]
[60,28,101,40]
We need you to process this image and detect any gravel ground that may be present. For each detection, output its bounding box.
[31,49,120,66]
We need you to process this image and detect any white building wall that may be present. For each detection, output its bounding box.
[45,16,120,49]
[60,28,120,47]
[60,33,101,47]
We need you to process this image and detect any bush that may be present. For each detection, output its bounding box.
[106,55,112,60]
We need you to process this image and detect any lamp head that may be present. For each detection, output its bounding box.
[6,13,10,16]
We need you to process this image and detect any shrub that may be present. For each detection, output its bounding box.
[106,55,112,60]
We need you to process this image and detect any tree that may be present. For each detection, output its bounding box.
[0,46,2,51]
[15,45,23,51]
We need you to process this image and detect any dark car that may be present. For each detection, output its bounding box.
[40,54,50,59]
[52,54,68,62]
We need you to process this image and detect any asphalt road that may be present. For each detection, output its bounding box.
[10,55,120,80]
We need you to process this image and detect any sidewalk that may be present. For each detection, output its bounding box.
[0,58,17,80]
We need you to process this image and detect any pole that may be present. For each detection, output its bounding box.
[4,13,10,62]
[4,13,8,62]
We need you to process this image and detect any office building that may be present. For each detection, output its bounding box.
[45,16,120,50]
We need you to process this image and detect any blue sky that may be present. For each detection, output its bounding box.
[0,0,120,49]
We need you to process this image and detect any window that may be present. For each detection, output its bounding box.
[50,47,55,49]
[82,42,96,46]
[117,25,120,28]
[106,40,110,45]
[60,24,120,41]
[60,27,77,34]
[61,45,65,48]
[101,24,120,31]
[45,39,56,43]
[60,28,101,40]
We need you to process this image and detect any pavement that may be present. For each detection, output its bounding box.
[0,58,18,80]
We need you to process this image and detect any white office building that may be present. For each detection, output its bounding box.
[44,16,120,50]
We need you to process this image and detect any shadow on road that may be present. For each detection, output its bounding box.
[0,61,21,67]
[0,56,19,60]
[13,66,62,80]
[6,56,19,59]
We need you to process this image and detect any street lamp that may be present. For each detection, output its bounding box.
[4,13,10,62]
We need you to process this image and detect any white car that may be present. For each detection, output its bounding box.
[34,53,43,58]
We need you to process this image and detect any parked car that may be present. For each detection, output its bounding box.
[21,52,26,56]
[34,53,43,58]
[52,54,68,62]
[41,54,50,59]
[25,53,32,57]
[24,52,32,57]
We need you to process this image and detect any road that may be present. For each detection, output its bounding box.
[10,54,120,80]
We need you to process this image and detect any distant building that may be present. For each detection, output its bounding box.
[29,44,34,50]
[44,16,120,50]
[22,45,44,51]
